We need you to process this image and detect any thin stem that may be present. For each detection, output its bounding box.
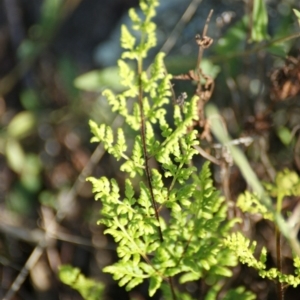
[195,9,213,122]
[137,59,163,242]
[137,48,177,300]
[276,226,284,300]
[168,277,177,300]
[276,194,284,300]
[220,161,235,219]
[3,244,45,300]
[196,9,213,74]
[193,145,221,165]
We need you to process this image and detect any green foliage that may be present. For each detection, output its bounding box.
[265,169,300,199]
[214,0,298,67]
[208,104,300,295]
[277,126,293,146]
[1,109,41,215]
[74,66,124,92]
[5,111,37,174]
[237,191,274,221]
[238,169,300,220]
[293,8,300,26]
[6,111,36,139]
[58,265,104,300]
[225,232,300,287]
[204,284,256,300]
[87,0,243,298]
[83,0,300,299]
[206,104,293,239]
[251,0,269,42]
[162,283,256,300]
[222,287,256,300]
[225,169,300,291]
[161,283,195,300]
[216,16,248,56]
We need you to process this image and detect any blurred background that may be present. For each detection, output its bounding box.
[0,0,300,299]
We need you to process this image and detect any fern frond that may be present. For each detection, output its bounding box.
[121,25,136,51]
[87,0,251,298]
[237,191,273,220]
[225,232,300,287]
[103,261,148,290]
[120,135,145,177]
[59,265,104,300]
[265,168,300,197]
[149,162,239,288]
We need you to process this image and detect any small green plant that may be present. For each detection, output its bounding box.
[207,105,300,299]
[60,0,300,299]
[58,265,104,300]
[226,169,300,298]
[87,0,250,299]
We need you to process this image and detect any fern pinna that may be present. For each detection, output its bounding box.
[87,0,244,298]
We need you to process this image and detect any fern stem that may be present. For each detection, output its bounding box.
[276,226,284,300]
[137,56,178,300]
[276,193,284,300]
[168,277,177,300]
[195,9,213,83]
[137,59,163,242]
[220,162,235,219]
